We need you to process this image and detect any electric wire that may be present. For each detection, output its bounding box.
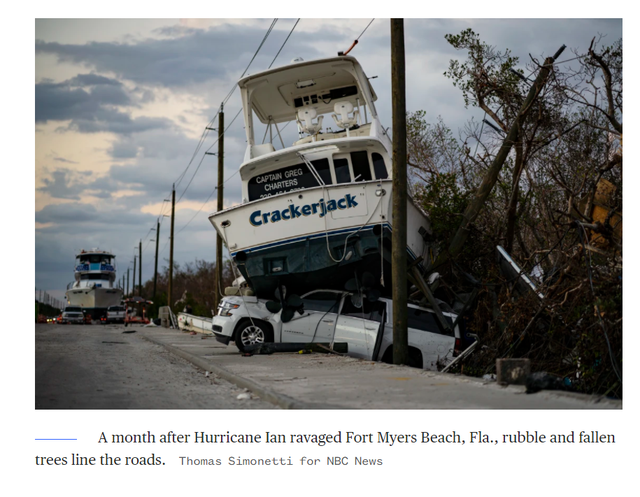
[176,107,242,204]
[268,19,300,69]
[130,18,286,280]
[222,18,278,106]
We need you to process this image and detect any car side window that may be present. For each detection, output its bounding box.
[407,306,454,337]
[340,298,386,323]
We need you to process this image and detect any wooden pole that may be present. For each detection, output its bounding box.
[391,18,408,366]
[138,240,142,296]
[132,256,136,296]
[169,184,175,310]
[153,220,160,299]
[215,104,225,311]
[126,267,129,296]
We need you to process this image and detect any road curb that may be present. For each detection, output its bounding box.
[141,333,320,409]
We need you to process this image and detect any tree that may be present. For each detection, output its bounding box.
[407,30,622,398]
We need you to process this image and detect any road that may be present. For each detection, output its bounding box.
[35,323,274,409]
[35,322,620,409]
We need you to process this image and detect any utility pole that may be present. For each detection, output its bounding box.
[153,220,160,299]
[215,103,225,310]
[132,256,136,297]
[127,267,130,296]
[168,184,175,310]
[391,18,408,366]
[139,240,142,297]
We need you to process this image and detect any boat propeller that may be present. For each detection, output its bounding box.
[265,286,304,323]
[345,271,381,308]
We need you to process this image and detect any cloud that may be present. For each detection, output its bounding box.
[53,157,78,164]
[35,74,173,135]
[34,22,328,90]
[37,168,93,200]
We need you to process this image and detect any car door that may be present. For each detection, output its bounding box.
[336,297,385,360]
[280,290,344,343]
[406,304,456,370]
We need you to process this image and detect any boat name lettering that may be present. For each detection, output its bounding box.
[263,178,299,192]
[254,168,303,185]
[249,194,358,227]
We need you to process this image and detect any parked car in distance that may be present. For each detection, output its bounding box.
[212,289,464,371]
[105,305,126,324]
[60,306,85,324]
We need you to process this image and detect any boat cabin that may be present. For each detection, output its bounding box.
[237,56,391,203]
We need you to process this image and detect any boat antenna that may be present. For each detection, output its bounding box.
[338,19,375,56]
[338,40,358,56]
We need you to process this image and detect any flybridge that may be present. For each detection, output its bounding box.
[249,194,359,226]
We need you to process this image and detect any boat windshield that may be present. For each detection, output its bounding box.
[247,151,388,201]
[78,254,113,264]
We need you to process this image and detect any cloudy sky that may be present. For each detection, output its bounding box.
[34,18,622,303]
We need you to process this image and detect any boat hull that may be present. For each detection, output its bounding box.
[210,180,431,298]
[65,286,123,317]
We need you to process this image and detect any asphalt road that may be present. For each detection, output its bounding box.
[35,323,274,409]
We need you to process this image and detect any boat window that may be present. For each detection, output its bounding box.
[334,158,352,183]
[407,306,455,337]
[351,151,372,182]
[80,274,111,280]
[372,153,388,179]
[313,158,332,185]
[247,159,331,201]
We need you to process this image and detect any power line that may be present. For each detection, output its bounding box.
[174,18,279,190]
[269,19,300,69]
[176,107,242,204]
[133,18,282,271]
[222,18,279,106]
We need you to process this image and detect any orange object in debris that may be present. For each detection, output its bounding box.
[124,296,154,327]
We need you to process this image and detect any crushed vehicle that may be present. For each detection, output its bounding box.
[60,306,85,324]
[212,288,466,371]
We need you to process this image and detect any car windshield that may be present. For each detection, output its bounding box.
[65,307,82,313]
[108,306,124,311]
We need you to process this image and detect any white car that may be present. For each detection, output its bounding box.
[213,295,275,347]
[60,306,85,324]
[212,289,463,371]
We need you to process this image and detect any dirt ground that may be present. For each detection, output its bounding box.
[35,323,275,409]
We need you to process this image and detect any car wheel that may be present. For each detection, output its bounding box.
[234,320,272,352]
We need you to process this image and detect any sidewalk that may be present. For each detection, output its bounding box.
[139,326,621,409]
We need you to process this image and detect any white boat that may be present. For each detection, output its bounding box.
[209,56,433,298]
[65,248,123,318]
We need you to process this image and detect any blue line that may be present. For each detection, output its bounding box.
[35,438,77,441]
